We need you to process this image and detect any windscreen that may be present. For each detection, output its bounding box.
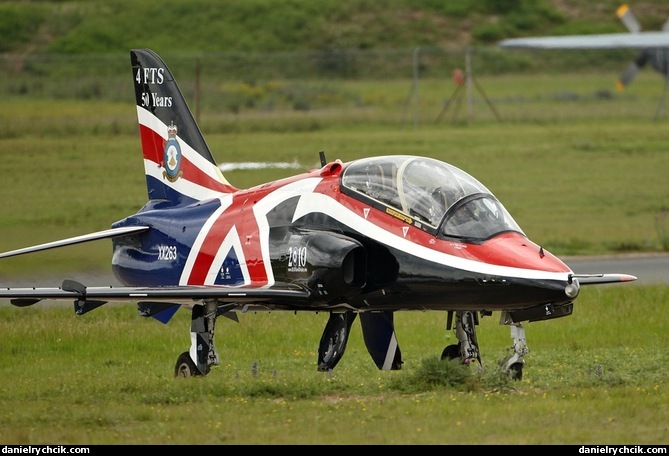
[341,155,524,241]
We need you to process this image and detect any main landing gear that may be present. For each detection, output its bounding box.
[173,305,404,377]
[441,310,529,381]
[174,301,220,377]
[441,310,482,366]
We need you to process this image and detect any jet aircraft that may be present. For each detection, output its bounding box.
[0,49,637,380]
[499,4,669,96]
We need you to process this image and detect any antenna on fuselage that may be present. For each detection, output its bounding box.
[319,151,327,166]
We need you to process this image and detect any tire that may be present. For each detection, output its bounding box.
[318,313,349,371]
[440,344,460,361]
[174,351,202,377]
[508,362,523,381]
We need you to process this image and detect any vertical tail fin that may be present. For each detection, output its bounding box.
[130,49,236,206]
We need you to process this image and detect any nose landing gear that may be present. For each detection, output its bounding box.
[501,322,528,381]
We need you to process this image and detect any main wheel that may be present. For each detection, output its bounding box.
[318,313,349,371]
[440,344,460,361]
[174,351,202,377]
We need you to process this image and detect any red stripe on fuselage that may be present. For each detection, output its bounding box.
[186,192,267,286]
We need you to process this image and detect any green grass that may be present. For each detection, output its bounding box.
[0,285,666,444]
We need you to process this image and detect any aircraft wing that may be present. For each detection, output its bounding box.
[499,31,669,49]
[573,273,637,285]
[0,279,311,308]
[0,226,150,259]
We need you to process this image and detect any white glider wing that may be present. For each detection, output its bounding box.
[499,31,669,50]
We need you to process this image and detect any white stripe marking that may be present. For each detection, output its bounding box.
[383,333,399,370]
[293,193,571,281]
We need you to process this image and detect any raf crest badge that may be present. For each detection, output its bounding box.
[163,122,183,182]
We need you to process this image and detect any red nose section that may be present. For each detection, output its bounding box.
[469,232,571,273]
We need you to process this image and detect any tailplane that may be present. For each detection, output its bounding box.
[130,49,236,206]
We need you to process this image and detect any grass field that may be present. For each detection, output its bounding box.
[0,71,668,445]
[0,285,667,444]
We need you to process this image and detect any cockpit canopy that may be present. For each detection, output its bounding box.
[341,155,524,241]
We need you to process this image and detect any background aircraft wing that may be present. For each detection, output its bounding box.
[498,31,669,49]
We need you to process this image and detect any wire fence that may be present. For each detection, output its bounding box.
[1,46,663,127]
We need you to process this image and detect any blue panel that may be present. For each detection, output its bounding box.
[214,247,245,285]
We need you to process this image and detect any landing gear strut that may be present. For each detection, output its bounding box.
[174,300,220,377]
[501,322,528,381]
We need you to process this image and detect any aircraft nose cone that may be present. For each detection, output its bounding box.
[565,277,580,298]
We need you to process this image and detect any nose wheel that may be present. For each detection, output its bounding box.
[501,322,528,381]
